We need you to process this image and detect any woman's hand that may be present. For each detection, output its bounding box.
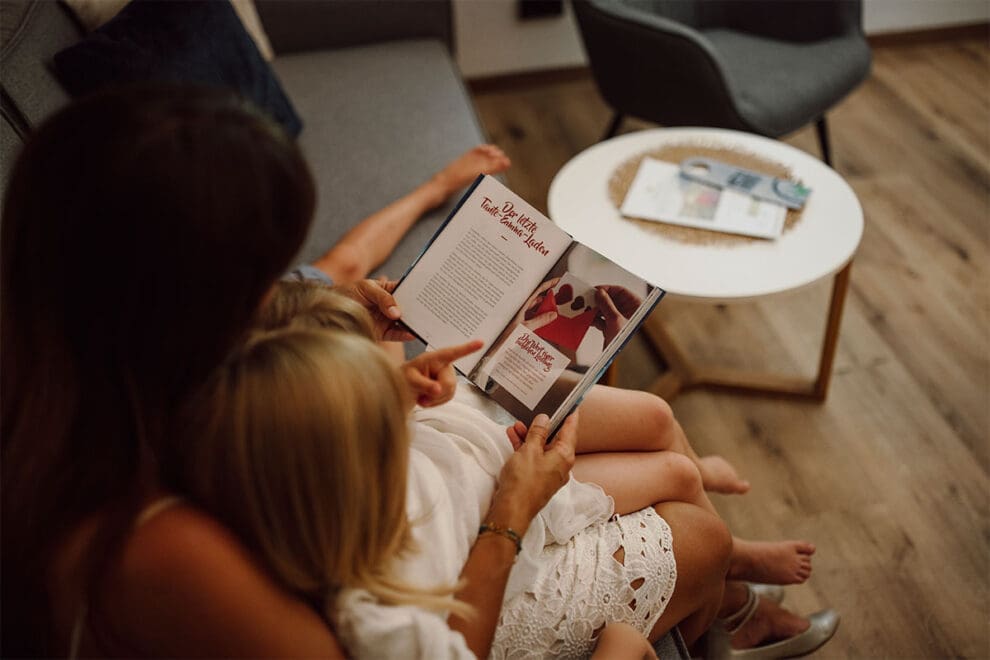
[401,340,484,407]
[333,278,415,342]
[449,412,578,658]
[488,411,579,535]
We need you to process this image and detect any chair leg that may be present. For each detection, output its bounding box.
[603,112,624,141]
[815,116,832,167]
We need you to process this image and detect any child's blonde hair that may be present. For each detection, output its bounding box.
[184,284,468,619]
[255,280,376,339]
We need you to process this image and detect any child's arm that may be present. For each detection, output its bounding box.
[591,623,658,660]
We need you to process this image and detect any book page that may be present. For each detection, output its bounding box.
[620,158,786,239]
[394,176,573,375]
[471,242,664,429]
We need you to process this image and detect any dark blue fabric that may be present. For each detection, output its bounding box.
[52,0,302,137]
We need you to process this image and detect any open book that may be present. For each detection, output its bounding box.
[394,175,665,435]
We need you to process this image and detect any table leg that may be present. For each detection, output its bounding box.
[642,262,853,402]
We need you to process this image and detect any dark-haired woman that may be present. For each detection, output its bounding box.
[0,85,578,657]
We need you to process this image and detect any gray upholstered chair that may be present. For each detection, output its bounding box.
[573,0,872,165]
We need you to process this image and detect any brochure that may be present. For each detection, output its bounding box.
[620,157,787,239]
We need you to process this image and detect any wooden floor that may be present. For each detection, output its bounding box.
[471,35,989,659]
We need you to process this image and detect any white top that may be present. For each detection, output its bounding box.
[333,387,614,659]
[548,128,864,303]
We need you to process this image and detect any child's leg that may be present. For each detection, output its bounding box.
[312,145,510,283]
[574,449,816,585]
[576,384,750,494]
[591,622,657,660]
[573,450,715,515]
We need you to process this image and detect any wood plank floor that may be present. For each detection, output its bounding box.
[470,35,989,659]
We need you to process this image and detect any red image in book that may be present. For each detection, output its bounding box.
[532,274,598,352]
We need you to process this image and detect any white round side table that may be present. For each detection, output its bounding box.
[548,128,864,401]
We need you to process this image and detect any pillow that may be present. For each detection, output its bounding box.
[62,0,276,61]
[53,0,301,136]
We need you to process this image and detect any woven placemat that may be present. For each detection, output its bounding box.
[607,142,805,246]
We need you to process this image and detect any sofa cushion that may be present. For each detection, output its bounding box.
[273,39,487,279]
[0,1,79,128]
[51,0,301,136]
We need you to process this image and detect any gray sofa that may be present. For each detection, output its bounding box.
[0,0,485,281]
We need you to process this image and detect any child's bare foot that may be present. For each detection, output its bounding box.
[697,455,750,494]
[729,539,816,585]
[429,145,511,204]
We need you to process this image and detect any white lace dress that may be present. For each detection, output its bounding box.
[492,507,676,659]
[334,387,677,659]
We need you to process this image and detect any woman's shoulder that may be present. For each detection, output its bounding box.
[111,501,247,594]
[105,500,345,657]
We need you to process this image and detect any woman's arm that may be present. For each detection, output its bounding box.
[447,413,579,657]
[106,506,345,658]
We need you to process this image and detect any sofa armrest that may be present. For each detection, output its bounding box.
[254,0,452,55]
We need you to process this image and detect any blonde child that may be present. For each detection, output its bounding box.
[183,283,818,657]
[187,285,664,658]
[182,324,484,656]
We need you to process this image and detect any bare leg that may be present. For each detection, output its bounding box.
[574,450,816,586]
[644,502,732,647]
[313,145,510,283]
[591,623,657,660]
[576,385,750,494]
[573,450,716,516]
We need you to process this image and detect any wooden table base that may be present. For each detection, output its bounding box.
[631,262,853,402]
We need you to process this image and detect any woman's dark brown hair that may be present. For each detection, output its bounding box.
[0,85,315,655]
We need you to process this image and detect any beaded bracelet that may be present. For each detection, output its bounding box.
[478,522,522,555]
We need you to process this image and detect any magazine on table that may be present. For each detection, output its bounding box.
[620,157,787,239]
[393,175,665,435]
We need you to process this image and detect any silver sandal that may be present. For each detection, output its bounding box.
[705,584,840,659]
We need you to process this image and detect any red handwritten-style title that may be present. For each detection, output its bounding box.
[516,332,557,373]
[480,197,551,256]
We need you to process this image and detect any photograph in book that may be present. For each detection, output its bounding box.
[393,175,665,434]
[472,242,660,427]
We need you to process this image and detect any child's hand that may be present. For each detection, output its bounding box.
[334,278,415,342]
[402,340,483,407]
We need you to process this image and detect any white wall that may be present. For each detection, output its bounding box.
[454,0,990,80]
[863,0,989,33]
[453,0,587,78]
